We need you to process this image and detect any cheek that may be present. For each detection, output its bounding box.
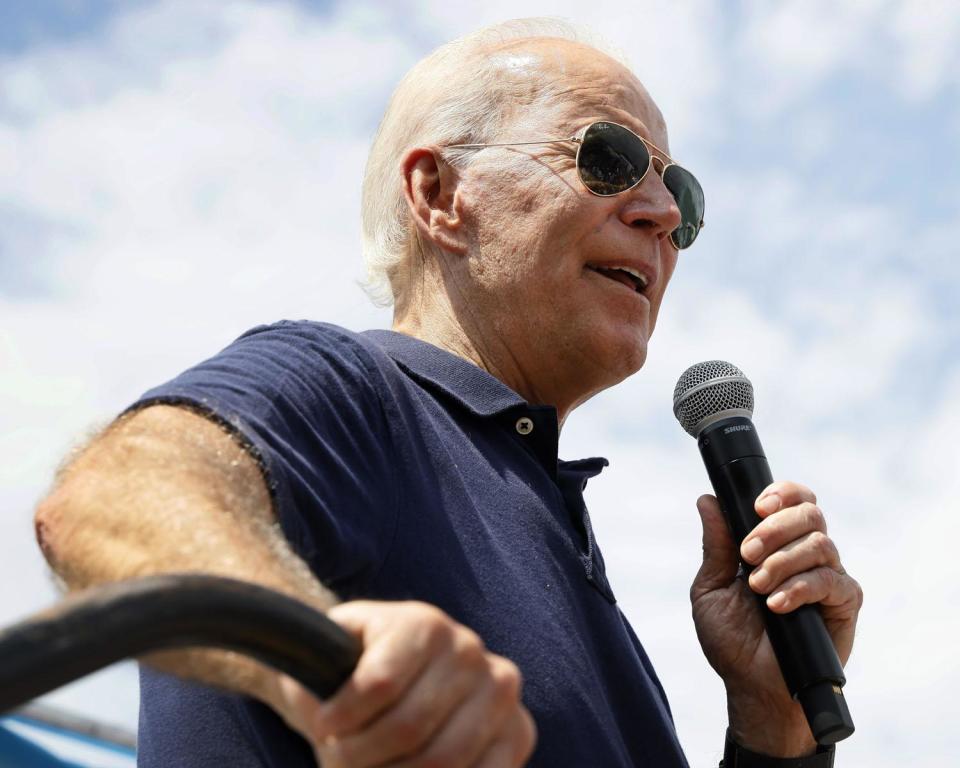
[649,250,680,325]
[469,180,583,284]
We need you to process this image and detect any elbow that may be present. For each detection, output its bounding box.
[34,488,69,575]
[34,480,94,590]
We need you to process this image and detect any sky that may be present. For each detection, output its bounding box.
[1,0,958,764]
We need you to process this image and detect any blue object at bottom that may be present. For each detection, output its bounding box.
[0,717,135,768]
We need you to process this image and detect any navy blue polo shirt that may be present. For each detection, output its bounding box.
[133,321,688,767]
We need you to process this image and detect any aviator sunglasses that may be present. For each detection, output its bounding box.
[446,120,705,250]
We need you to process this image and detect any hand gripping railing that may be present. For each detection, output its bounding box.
[0,574,361,714]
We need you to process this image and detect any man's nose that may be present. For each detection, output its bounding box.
[618,168,682,243]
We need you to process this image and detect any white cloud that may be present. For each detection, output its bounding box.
[888,0,960,100]
[736,0,883,115]
[401,0,726,148]
[0,0,403,426]
[733,0,960,121]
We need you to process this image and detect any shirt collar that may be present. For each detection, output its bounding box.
[558,456,610,483]
[363,329,529,417]
[363,329,608,482]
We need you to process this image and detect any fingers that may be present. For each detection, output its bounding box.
[473,707,538,768]
[692,479,864,677]
[752,480,817,520]
[763,565,861,616]
[741,498,826,565]
[764,563,863,668]
[299,600,534,768]
[740,484,833,607]
[692,494,739,598]
[270,673,325,739]
[385,656,531,768]
[322,628,494,766]
[739,482,861,624]
[315,601,444,740]
[746,530,840,597]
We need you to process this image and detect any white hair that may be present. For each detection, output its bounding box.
[359,18,627,306]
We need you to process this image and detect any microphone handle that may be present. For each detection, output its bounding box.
[699,417,854,745]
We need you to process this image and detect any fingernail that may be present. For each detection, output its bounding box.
[757,493,781,515]
[741,538,763,563]
[750,568,770,591]
[768,591,787,609]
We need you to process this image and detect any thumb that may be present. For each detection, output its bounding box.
[693,494,740,594]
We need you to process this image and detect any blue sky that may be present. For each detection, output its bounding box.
[1,1,958,765]
[0,2,135,53]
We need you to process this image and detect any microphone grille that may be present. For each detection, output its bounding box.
[673,360,755,437]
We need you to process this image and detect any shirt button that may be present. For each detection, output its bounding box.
[515,417,534,435]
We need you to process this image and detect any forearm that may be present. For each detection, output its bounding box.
[34,405,335,706]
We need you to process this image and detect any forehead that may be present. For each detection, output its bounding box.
[492,38,668,149]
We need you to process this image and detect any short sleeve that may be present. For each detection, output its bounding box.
[127,321,399,596]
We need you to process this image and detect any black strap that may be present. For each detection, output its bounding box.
[720,729,836,767]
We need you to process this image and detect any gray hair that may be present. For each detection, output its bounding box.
[359,18,626,306]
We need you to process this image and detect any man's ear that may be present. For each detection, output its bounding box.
[402,147,468,256]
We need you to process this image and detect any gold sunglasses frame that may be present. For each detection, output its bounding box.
[444,120,705,249]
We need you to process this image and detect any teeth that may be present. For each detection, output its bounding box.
[588,263,650,290]
[617,266,648,288]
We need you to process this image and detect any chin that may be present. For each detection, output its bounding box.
[557,307,652,387]
[595,327,650,387]
[621,339,649,378]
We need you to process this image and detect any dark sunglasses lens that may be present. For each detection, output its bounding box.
[662,164,704,249]
[577,121,650,196]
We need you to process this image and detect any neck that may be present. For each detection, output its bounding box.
[391,279,597,427]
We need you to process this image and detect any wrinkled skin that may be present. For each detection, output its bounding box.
[395,39,681,424]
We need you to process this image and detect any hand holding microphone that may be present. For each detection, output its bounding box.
[674,361,862,756]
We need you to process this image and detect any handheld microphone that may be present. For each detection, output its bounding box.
[673,360,854,745]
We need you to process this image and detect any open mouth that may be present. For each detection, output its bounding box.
[586,264,649,294]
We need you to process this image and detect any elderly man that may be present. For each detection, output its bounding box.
[35,19,862,768]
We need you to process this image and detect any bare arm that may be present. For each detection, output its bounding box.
[34,403,336,709]
[35,403,535,766]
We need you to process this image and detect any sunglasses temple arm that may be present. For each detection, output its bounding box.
[444,138,577,149]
